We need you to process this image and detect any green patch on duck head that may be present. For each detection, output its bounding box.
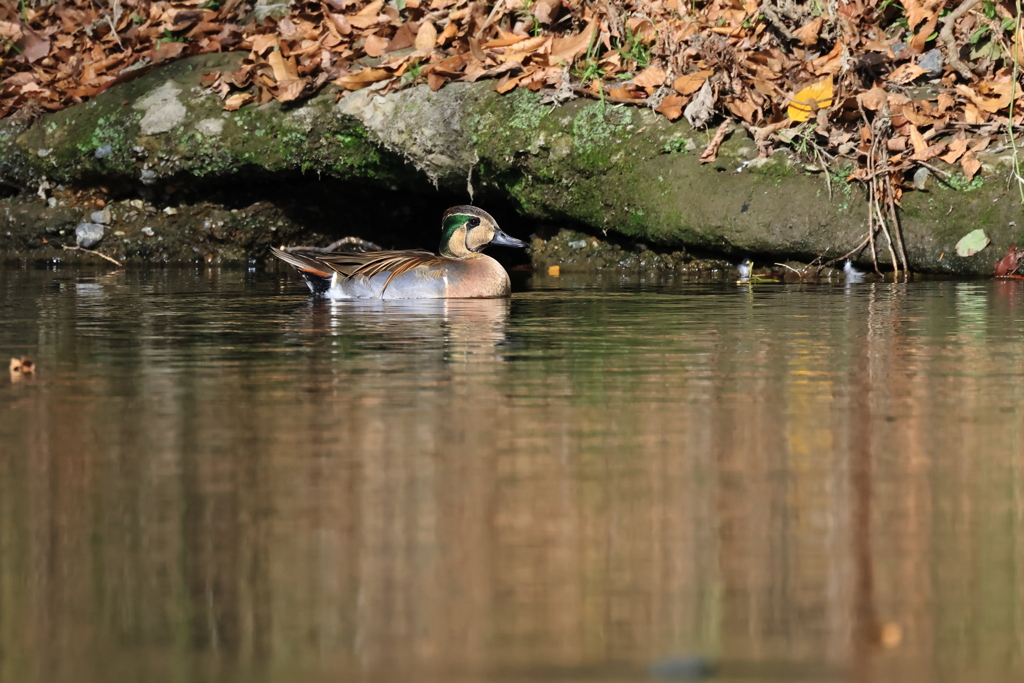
[439,205,497,257]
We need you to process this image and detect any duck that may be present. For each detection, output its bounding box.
[737,258,754,282]
[271,206,527,299]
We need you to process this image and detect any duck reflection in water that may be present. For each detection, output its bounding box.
[291,297,513,365]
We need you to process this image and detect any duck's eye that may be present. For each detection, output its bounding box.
[466,217,481,229]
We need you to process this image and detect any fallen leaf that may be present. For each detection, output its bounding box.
[961,150,982,180]
[700,120,731,163]
[364,33,389,57]
[908,124,927,153]
[788,76,833,122]
[941,136,969,163]
[795,17,823,47]
[18,28,50,64]
[887,63,926,85]
[859,86,887,111]
[276,78,306,102]
[909,13,938,53]
[995,244,1024,275]
[655,94,685,120]
[955,228,989,257]
[725,96,759,124]
[674,69,713,96]
[334,67,391,89]
[633,65,666,88]
[224,92,254,110]
[684,79,715,128]
[909,142,945,161]
[267,50,299,82]
[550,22,595,64]
[415,20,438,52]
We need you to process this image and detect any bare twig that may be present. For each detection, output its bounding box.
[62,245,124,267]
[940,0,982,80]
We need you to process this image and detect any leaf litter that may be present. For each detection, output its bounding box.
[3,0,1024,274]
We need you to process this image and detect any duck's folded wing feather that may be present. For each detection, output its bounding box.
[285,248,444,292]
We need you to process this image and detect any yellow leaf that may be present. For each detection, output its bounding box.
[787,77,833,122]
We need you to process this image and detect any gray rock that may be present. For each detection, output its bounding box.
[75,222,105,248]
[90,208,111,224]
[919,49,943,78]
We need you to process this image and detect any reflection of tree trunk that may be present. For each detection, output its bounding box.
[850,421,876,682]
[850,302,876,683]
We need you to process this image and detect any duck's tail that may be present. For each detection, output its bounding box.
[270,247,334,296]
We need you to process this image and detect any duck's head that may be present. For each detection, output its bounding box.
[440,206,526,258]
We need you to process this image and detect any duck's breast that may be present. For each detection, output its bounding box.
[441,256,511,298]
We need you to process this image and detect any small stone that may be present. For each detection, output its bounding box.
[141,227,155,237]
[163,207,178,216]
[46,197,57,208]
[919,49,943,78]
[90,208,111,224]
[75,222,105,248]
[913,166,931,190]
[93,145,112,159]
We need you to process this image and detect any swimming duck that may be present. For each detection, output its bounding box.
[271,206,527,299]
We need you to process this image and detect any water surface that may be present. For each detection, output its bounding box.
[3,265,1024,683]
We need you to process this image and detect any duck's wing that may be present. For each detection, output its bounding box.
[271,247,443,291]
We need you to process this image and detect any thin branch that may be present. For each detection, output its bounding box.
[940,0,982,80]
[62,245,124,267]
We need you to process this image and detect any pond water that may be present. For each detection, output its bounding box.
[3,265,1024,683]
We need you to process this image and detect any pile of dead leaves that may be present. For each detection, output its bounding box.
[3,0,1024,188]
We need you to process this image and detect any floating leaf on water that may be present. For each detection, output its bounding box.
[955,229,990,257]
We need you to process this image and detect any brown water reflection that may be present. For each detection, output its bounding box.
[3,267,1024,683]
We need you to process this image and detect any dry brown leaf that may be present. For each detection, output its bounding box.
[655,94,685,120]
[971,136,992,152]
[909,142,945,161]
[494,73,523,93]
[673,69,713,96]
[908,124,927,154]
[18,28,50,64]
[267,50,299,82]
[788,76,833,122]
[532,0,561,24]
[794,17,823,47]
[700,120,731,163]
[859,86,887,111]
[964,101,983,123]
[633,65,666,88]
[550,22,595,64]
[427,72,445,91]
[608,86,638,99]
[725,96,759,124]
[415,20,438,51]
[224,92,254,110]
[909,13,937,53]
[251,34,278,56]
[276,79,306,102]
[334,67,391,89]
[941,136,969,163]
[887,63,926,85]
[961,151,982,180]
[364,33,389,57]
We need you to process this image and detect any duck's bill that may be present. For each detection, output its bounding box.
[490,229,528,248]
